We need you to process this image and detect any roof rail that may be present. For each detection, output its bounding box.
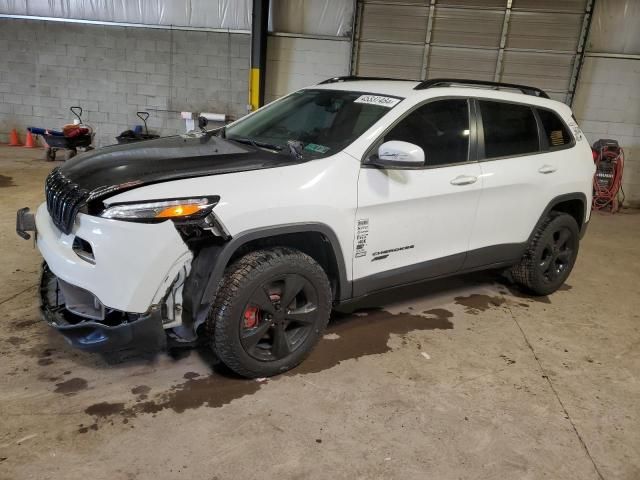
[414,78,550,99]
[318,76,418,85]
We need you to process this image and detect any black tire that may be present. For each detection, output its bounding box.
[511,212,580,296]
[208,247,332,378]
[45,148,56,162]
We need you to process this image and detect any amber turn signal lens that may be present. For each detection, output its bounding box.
[155,204,202,218]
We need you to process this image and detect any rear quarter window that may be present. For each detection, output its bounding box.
[536,108,573,148]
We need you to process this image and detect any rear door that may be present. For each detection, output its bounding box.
[353,98,482,295]
[466,99,562,267]
[536,108,588,201]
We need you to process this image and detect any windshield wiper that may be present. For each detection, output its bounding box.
[229,137,283,152]
[229,136,305,161]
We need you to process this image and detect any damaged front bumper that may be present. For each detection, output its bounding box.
[31,202,192,313]
[17,203,195,355]
[40,264,166,353]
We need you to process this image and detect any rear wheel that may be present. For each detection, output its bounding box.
[511,212,580,296]
[208,248,332,378]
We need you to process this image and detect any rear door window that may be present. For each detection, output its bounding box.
[479,101,539,159]
[536,108,573,148]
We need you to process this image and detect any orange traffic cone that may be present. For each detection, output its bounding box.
[24,130,36,148]
[8,128,22,146]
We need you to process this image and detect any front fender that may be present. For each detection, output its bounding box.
[183,223,351,331]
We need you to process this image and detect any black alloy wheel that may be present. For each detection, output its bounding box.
[538,226,574,284]
[511,212,580,296]
[209,247,332,378]
[240,273,319,361]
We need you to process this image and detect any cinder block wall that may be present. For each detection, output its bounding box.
[0,19,250,147]
[573,56,640,207]
[265,36,350,103]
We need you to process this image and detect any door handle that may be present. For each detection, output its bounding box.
[450,175,478,186]
[538,165,557,174]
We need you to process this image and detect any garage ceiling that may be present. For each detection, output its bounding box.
[351,0,593,103]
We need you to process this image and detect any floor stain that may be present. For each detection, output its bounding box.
[54,377,88,395]
[0,175,15,187]
[293,309,454,375]
[454,294,505,314]
[500,354,516,365]
[84,373,261,423]
[5,336,27,346]
[15,319,38,328]
[81,309,454,426]
[131,385,151,396]
[135,373,261,414]
[37,358,54,366]
[39,348,56,358]
[77,423,99,434]
[85,402,125,418]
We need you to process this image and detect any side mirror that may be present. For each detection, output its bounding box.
[368,141,425,168]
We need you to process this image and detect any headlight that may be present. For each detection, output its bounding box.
[100,197,219,222]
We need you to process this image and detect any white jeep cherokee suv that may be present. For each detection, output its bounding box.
[17,77,594,377]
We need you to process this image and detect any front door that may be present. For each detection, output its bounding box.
[353,98,482,296]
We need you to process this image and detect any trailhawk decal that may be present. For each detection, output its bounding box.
[354,95,401,108]
[372,245,415,262]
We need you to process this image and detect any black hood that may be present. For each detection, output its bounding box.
[59,134,298,199]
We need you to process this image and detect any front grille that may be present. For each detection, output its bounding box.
[45,168,89,234]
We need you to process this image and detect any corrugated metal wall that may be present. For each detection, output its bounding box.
[352,0,592,103]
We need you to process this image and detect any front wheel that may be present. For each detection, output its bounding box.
[208,247,332,378]
[511,212,580,296]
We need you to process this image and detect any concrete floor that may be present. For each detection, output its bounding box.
[1,145,639,480]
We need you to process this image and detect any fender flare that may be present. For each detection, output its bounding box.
[527,192,588,244]
[187,223,351,327]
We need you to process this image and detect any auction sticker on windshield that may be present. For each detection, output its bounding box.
[354,95,401,108]
[304,143,330,154]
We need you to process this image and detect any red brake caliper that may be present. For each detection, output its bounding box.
[243,293,281,329]
[243,306,260,329]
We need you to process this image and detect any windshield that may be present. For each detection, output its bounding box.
[224,89,402,159]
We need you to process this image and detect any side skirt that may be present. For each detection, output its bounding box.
[464,243,526,270]
[343,243,526,307]
[352,252,466,298]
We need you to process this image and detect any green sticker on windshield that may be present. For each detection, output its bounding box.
[304,143,330,154]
